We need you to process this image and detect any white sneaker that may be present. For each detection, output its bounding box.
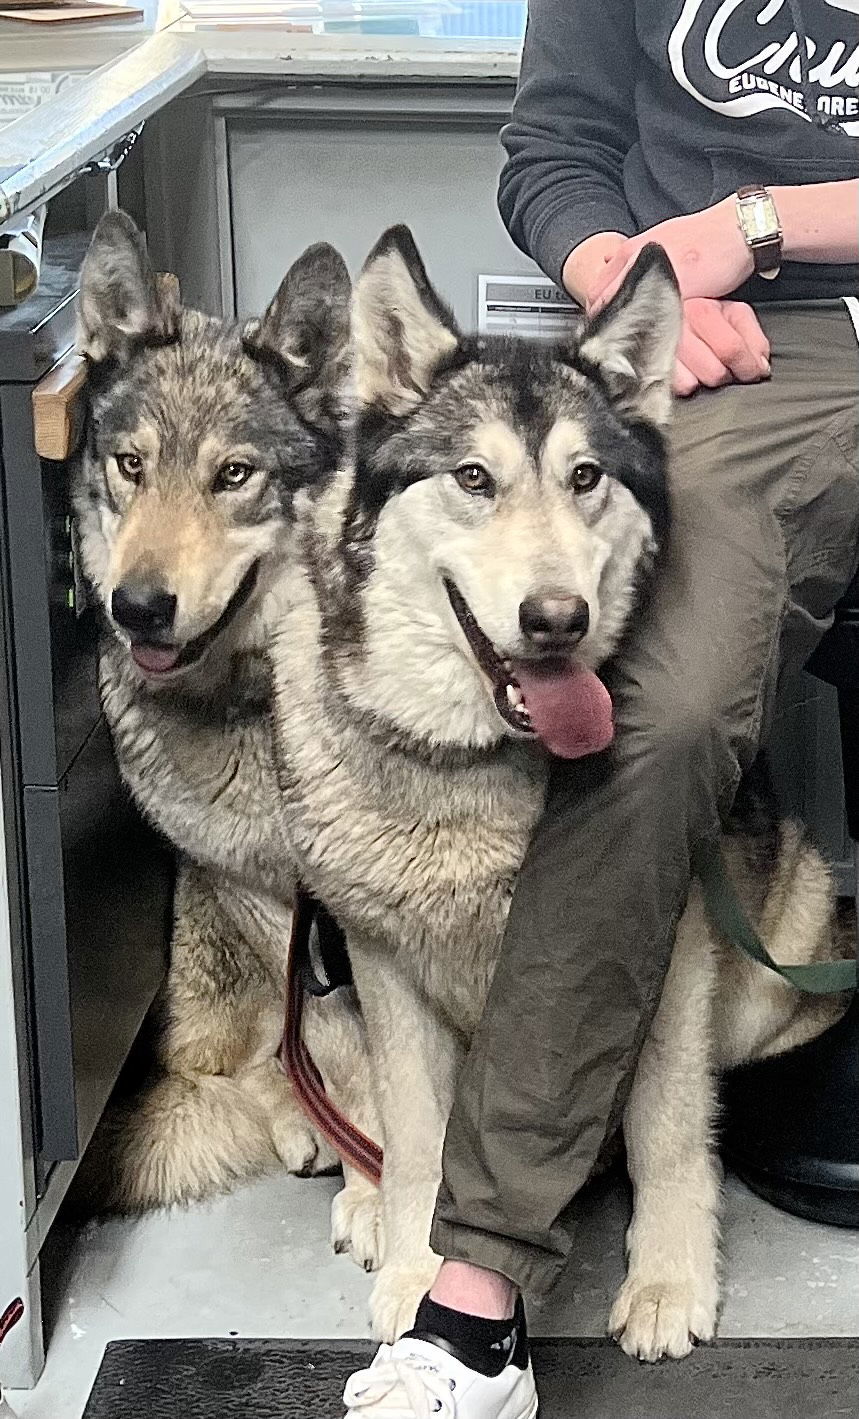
[343,1336,538,1419]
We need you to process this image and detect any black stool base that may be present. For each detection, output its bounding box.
[721,995,859,1230]
[728,1162,859,1229]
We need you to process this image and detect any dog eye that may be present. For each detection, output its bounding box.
[116,453,143,485]
[215,461,255,493]
[453,464,495,498]
[570,461,602,494]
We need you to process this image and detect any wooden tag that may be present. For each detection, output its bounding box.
[32,353,87,462]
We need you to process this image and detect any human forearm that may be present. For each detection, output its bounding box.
[772,180,859,264]
[589,179,859,311]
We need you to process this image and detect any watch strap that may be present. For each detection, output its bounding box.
[750,236,782,279]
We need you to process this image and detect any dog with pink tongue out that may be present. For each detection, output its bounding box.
[270,228,682,1335]
[271,226,850,1364]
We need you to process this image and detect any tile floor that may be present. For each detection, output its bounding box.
[9,1168,859,1419]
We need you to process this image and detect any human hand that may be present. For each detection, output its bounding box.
[672,298,771,397]
[588,199,755,309]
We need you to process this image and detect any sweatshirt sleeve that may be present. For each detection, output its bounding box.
[498,0,640,287]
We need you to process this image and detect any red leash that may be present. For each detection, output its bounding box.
[279,888,383,1186]
[0,1300,23,1349]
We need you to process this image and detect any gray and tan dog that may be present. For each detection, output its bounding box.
[270,228,850,1358]
[72,213,379,1266]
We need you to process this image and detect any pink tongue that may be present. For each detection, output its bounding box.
[513,661,614,759]
[131,644,181,674]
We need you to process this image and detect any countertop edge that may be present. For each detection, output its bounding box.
[0,34,207,223]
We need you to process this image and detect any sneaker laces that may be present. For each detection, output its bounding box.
[344,1347,458,1418]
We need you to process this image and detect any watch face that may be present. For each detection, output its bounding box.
[740,194,779,241]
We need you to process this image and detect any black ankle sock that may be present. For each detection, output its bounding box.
[407,1293,528,1376]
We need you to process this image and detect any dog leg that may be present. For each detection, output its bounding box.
[304,986,386,1272]
[349,939,462,1341]
[612,885,722,1362]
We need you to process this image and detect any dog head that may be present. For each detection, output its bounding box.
[325,226,680,757]
[74,211,350,685]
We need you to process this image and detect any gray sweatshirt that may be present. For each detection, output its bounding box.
[498,0,859,301]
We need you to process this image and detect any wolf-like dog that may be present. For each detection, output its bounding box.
[270,228,849,1359]
[72,212,380,1264]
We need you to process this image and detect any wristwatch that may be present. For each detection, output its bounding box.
[735,185,783,280]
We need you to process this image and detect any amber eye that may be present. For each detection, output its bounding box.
[570,461,602,494]
[453,464,495,497]
[214,461,255,493]
[116,452,143,484]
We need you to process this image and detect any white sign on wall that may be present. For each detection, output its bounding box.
[477,274,581,339]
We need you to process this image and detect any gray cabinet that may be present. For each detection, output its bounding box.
[223,86,534,323]
[146,82,535,326]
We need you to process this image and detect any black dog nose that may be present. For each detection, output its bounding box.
[519,593,590,647]
[111,581,177,639]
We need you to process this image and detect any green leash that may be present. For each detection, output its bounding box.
[693,839,859,996]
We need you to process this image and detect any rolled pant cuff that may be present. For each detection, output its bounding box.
[429,1219,568,1301]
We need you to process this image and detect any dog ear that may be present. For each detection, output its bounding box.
[78,211,179,362]
[577,246,682,427]
[243,242,352,423]
[352,226,460,415]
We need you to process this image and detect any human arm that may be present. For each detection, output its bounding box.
[579,180,857,396]
[588,180,859,309]
[497,0,639,287]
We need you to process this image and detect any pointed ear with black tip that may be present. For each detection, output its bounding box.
[243,243,352,425]
[352,225,461,415]
[77,210,180,363]
[578,245,682,427]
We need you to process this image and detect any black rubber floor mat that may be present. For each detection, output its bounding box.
[82,1336,859,1418]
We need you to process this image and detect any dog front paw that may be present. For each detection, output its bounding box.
[609,1276,718,1363]
[331,1179,385,1272]
[370,1259,441,1341]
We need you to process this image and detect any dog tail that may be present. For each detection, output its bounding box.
[72,1072,282,1214]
